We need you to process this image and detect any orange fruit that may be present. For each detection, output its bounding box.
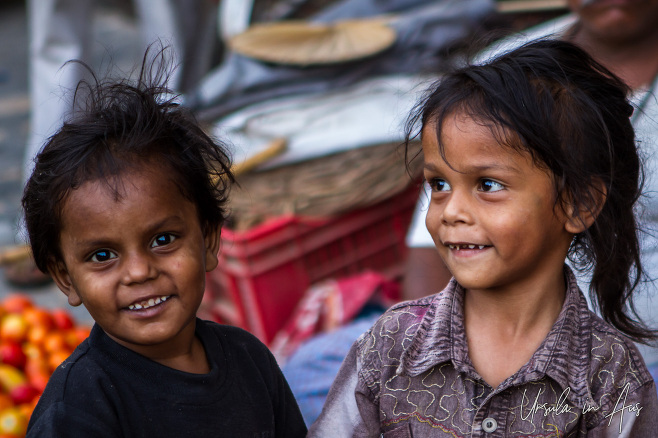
[22,308,53,332]
[22,344,45,362]
[26,371,49,394]
[17,402,35,423]
[1,295,33,314]
[0,407,28,437]
[26,325,49,347]
[42,332,67,355]
[24,359,50,393]
[0,365,27,393]
[73,326,91,344]
[0,395,12,413]
[47,351,71,372]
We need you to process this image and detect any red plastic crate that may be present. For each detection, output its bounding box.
[204,185,420,344]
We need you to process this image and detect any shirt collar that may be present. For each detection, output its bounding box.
[398,266,596,409]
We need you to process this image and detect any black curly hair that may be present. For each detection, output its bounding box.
[22,47,234,274]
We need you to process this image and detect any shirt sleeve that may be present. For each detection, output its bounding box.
[262,348,307,438]
[587,380,658,437]
[308,343,380,438]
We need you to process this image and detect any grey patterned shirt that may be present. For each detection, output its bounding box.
[309,267,658,437]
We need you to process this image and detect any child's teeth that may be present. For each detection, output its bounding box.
[128,296,170,310]
[448,244,487,250]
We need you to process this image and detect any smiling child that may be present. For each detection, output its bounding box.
[22,57,306,437]
[309,40,658,437]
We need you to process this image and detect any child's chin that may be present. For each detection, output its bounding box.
[451,275,494,291]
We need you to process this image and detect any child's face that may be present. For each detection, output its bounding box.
[569,0,658,44]
[422,113,575,294]
[49,163,220,357]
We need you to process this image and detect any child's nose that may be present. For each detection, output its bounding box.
[440,191,473,225]
[121,251,157,285]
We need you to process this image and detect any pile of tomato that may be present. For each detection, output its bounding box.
[0,294,90,437]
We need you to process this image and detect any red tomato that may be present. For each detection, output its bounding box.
[9,383,39,405]
[50,310,74,331]
[0,343,26,370]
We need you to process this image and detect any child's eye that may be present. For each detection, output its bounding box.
[151,233,176,248]
[430,178,451,192]
[479,179,504,192]
[90,250,117,263]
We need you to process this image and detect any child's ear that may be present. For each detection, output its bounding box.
[563,181,608,234]
[47,259,83,307]
[204,225,222,272]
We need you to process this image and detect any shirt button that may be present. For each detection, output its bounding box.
[482,417,497,433]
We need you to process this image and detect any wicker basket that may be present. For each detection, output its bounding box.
[227,141,422,230]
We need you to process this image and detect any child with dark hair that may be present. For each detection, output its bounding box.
[309,40,658,437]
[23,58,306,437]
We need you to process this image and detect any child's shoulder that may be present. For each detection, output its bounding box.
[200,319,268,345]
[44,338,97,391]
[586,311,652,378]
[353,293,440,363]
[29,338,106,426]
[199,319,275,361]
[364,293,437,337]
[584,311,654,413]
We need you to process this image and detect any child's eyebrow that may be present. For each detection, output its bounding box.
[142,215,186,235]
[465,163,520,173]
[424,162,441,173]
[424,161,520,174]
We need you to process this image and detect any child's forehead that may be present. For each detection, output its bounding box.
[60,163,190,218]
[422,112,552,173]
[424,111,519,148]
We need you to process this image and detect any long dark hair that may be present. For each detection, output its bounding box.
[22,46,234,273]
[405,39,655,344]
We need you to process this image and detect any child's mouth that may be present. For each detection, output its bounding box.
[447,244,489,250]
[128,295,172,310]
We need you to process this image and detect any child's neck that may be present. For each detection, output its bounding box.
[148,335,211,374]
[463,274,566,389]
[109,326,210,374]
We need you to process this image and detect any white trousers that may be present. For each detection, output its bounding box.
[24,0,185,183]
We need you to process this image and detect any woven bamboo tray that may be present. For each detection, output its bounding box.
[227,141,422,230]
